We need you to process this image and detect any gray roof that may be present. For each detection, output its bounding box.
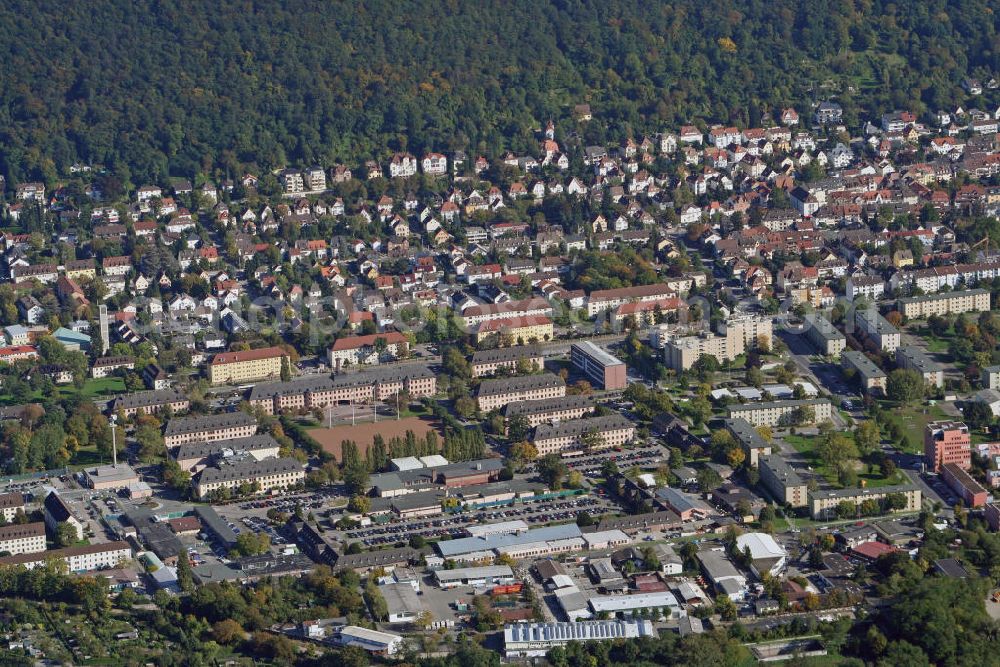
[759,455,804,487]
[478,372,564,397]
[329,365,435,388]
[174,434,280,462]
[249,375,339,401]
[697,550,744,583]
[728,398,831,414]
[436,523,582,558]
[193,506,237,547]
[804,314,844,342]
[164,411,257,436]
[842,350,886,380]
[897,288,989,305]
[810,482,918,500]
[571,341,625,368]
[504,394,595,418]
[896,346,942,374]
[533,414,633,441]
[725,417,768,450]
[334,547,418,570]
[113,389,188,410]
[470,345,542,365]
[856,308,899,336]
[196,457,302,485]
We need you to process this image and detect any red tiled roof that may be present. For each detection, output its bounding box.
[211,346,288,365]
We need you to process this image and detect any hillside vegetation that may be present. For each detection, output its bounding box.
[0,0,998,184]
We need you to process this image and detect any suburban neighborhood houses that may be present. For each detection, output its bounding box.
[5,95,1000,665]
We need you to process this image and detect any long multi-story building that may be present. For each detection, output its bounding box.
[476,316,554,345]
[570,342,627,390]
[896,288,991,319]
[111,389,190,418]
[504,395,596,427]
[717,314,773,350]
[477,373,566,412]
[194,457,305,499]
[610,297,687,327]
[663,329,743,371]
[803,313,845,356]
[924,420,971,472]
[942,463,990,508]
[470,346,544,378]
[725,417,771,466]
[890,260,1000,295]
[0,541,132,573]
[248,366,437,414]
[460,298,553,328]
[854,308,900,353]
[173,434,282,473]
[895,346,944,388]
[208,346,289,385]
[531,414,635,455]
[328,332,409,369]
[0,522,46,556]
[163,412,258,448]
[758,455,807,508]
[808,484,921,520]
[841,350,887,395]
[726,399,833,428]
[586,284,679,317]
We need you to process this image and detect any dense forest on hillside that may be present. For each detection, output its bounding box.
[1,0,998,186]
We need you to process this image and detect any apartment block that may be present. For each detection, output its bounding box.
[663,329,743,371]
[726,399,833,428]
[716,314,773,350]
[504,395,596,427]
[758,455,807,508]
[809,484,921,520]
[0,492,26,522]
[854,308,900,353]
[0,522,46,556]
[163,412,258,448]
[803,314,845,356]
[941,463,990,508]
[111,389,190,418]
[982,365,1000,390]
[477,373,566,412]
[194,457,305,499]
[460,298,553,328]
[895,346,944,388]
[841,350,887,395]
[328,332,408,369]
[725,418,771,466]
[531,414,635,455]
[476,316,554,345]
[208,346,288,385]
[0,541,132,573]
[586,284,679,317]
[896,288,991,319]
[470,345,544,378]
[924,420,971,472]
[570,341,627,390]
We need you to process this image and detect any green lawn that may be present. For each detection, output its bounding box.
[924,337,951,355]
[878,401,950,453]
[0,376,126,405]
[784,432,903,488]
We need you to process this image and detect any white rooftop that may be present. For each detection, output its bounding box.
[735,532,787,560]
[419,455,449,467]
[390,456,423,471]
[588,591,679,612]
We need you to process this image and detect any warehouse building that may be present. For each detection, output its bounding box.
[434,565,515,589]
[503,620,657,658]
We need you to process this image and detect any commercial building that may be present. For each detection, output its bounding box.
[112,389,190,418]
[504,395,595,427]
[81,463,141,491]
[163,412,258,448]
[896,288,991,319]
[696,550,747,600]
[0,492,26,522]
[841,350,887,395]
[808,484,922,520]
[173,434,282,473]
[570,341,627,390]
[470,345,544,378]
[655,487,712,520]
[758,455,808,508]
[0,522,46,556]
[924,420,971,472]
[854,308,900,353]
[531,414,635,455]
[503,620,657,658]
[725,417,771,466]
[380,582,424,623]
[435,524,583,562]
[663,329,743,371]
[896,346,944,388]
[434,565,515,589]
[328,332,409,369]
[193,505,238,550]
[941,463,990,508]
[0,541,132,573]
[587,284,679,317]
[476,373,566,412]
[726,399,833,428]
[803,314,846,356]
[334,626,404,656]
[194,457,304,499]
[735,532,787,577]
[208,346,288,385]
[476,315,554,345]
[587,592,680,616]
